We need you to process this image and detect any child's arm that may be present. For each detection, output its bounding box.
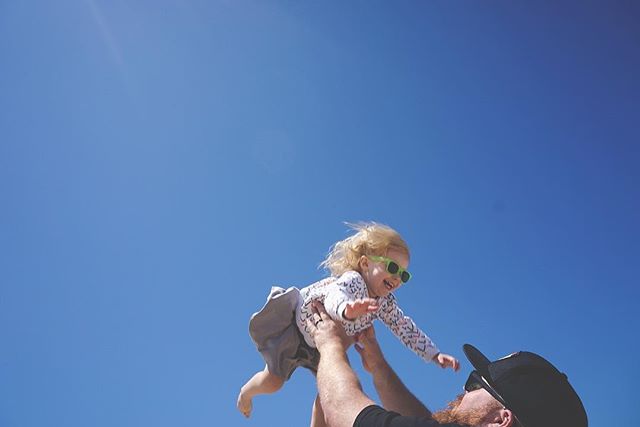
[377,295,456,368]
[323,271,371,322]
[343,298,379,320]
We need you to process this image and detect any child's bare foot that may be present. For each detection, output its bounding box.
[236,390,252,418]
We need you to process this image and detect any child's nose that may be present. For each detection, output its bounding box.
[389,275,402,287]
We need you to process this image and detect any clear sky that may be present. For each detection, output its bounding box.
[1,1,638,426]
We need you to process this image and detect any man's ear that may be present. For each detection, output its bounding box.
[493,408,515,427]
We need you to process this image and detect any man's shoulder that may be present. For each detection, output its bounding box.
[354,405,462,427]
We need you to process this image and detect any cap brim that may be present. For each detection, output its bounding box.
[463,344,491,378]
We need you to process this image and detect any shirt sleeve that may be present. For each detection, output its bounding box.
[323,271,367,321]
[377,295,440,362]
[354,405,445,427]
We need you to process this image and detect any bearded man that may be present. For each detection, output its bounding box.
[307,302,587,427]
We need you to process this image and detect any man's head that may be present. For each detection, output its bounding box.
[433,391,512,426]
[433,344,587,427]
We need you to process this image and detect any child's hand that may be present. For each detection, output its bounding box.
[343,298,379,321]
[433,352,460,372]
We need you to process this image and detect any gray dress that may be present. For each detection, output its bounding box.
[248,286,320,380]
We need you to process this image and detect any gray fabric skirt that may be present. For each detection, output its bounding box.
[249,286,320,380]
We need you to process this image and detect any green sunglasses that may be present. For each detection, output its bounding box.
[368,256,412,283]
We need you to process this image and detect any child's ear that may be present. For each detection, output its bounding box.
[358,255,368,271]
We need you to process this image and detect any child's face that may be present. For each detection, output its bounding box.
[359,248,410,298]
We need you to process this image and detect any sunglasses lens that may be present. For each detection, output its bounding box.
[465,379,478,392]
[401,271,411,283]
[387,261,399,274]
[465,372,483,392]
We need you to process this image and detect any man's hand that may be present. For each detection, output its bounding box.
[311,302,376,427]
[343,298,379,320]
[354,326,386,374]
[307,301,351,354]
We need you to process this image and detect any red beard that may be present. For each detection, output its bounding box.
[431,394,501,426]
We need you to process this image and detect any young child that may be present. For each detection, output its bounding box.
[237,222,459,421]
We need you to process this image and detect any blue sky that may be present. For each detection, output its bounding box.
[1,1,638,426]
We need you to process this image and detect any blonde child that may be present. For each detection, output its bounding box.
[237,222,459,423]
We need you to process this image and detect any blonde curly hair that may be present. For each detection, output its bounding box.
[320,222,410,277]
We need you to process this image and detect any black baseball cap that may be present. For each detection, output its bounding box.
[463,344,587,427]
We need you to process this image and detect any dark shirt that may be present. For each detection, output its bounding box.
[354,405,463,427]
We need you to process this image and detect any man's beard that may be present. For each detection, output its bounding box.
[431,394,501,426]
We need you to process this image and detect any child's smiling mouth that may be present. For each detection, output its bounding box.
[384,279,393,291]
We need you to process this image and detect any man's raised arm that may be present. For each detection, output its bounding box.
[354,326,432,418]
[308,302,376,427]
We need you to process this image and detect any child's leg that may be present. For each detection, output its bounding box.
[309,393,327,427]
[237,365,285,418]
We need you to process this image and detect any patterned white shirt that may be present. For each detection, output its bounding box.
[295,270,440,363]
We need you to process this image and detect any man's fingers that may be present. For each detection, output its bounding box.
[309,300,331,327]
[306,317,317,330]
[311,300,320,314]
[307,304,322,329]
[356,326,375,344]
[363,326,375,339]
[312,300,329,316]
[319,309,330,321]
